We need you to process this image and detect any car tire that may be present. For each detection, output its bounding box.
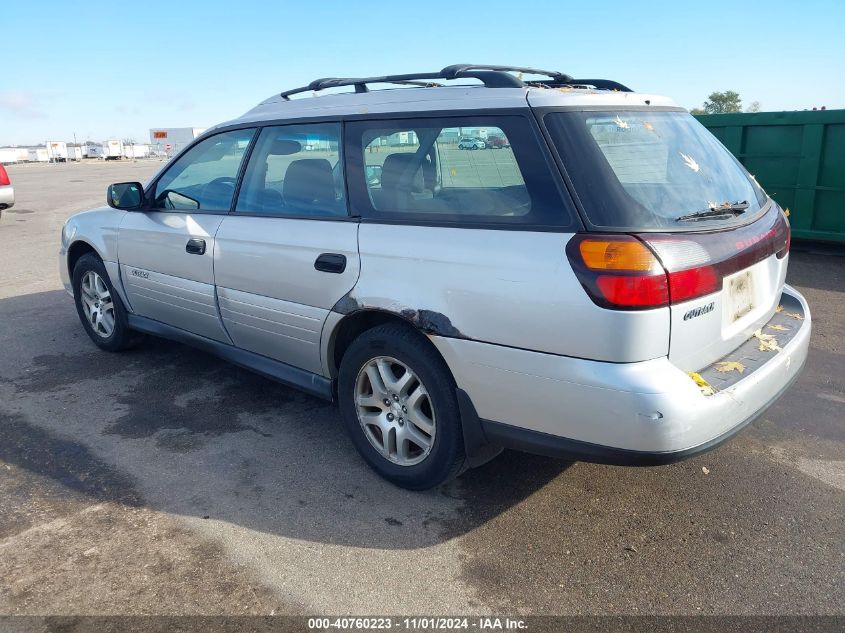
[338,323,466,490]
[72,253,141,352]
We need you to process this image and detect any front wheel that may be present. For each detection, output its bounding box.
[72,253,141,352]
[338,323,466,490]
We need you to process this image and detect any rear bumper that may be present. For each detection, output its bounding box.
[0,184,14,211]
[476,354,805,465]
[432,285,811,464]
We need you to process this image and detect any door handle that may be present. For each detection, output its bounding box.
[186,238,206,255]
[314,253,346,274]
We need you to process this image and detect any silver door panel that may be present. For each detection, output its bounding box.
[214,217,360,310]
[121,265,229,342]
[118,211,228,340]
[119,212,222,284]
[214,216,360,373]
[217,287,324,374]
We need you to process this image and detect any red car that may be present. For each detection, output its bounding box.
[485,135,510,149]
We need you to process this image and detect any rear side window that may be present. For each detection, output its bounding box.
[346,116,573,228]
[151,129,256,213]
[235,122,346,218]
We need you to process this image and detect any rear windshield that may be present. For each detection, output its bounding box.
[545,111,768,230]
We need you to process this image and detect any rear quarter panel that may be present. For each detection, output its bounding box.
[346,224,670,362]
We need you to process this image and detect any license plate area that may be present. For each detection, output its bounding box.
[699,290,805,391]
[725,269,754,323]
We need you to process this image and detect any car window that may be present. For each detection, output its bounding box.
[235,123,346,218]
[347,116,572,227]
[544,111,768,230]
[151,129,255,212]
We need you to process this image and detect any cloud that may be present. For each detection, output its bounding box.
[0,91,47,119]
[113,104,142,115]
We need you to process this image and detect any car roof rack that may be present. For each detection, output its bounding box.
[279,64,632,99]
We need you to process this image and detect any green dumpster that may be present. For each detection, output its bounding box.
[695,110,845,243]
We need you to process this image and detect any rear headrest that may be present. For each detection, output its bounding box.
[380,153,424,193]
[283,159,335,208]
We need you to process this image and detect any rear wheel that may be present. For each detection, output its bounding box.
[72,253,140,352]
[338,323,465,489]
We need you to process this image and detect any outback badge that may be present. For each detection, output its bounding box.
[683,301,715,321]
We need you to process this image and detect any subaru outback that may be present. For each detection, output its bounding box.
[60,64,810,489]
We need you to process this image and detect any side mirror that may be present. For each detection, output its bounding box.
[107,182,144,210]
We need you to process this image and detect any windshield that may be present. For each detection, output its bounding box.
[545,111,768,230]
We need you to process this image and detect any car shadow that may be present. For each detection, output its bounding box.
[0,289,571,550]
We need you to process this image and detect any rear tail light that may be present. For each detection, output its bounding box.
[666,266,718,303]
[567,203,790,311]
[777,213,791,259]
[594,273,669,308]
[578,238,657,272]
[638,237,720,303]
[0,165,9,186]
[569,236,669,308]
[568,235,718,309]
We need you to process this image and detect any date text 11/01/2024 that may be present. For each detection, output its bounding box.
[307,617,527,630]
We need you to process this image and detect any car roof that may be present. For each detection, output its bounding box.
[212,86,679,132]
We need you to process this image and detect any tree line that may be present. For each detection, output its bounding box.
[690,91,761,115]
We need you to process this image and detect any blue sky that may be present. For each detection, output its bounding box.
[2,0,843,145]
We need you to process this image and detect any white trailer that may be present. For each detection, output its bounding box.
[67,146,83,161]
[0,147,29,163]
[28,148,50,162]
[46,141,68,162]
[123,144,150,159]
[102,139,124,160]
[82,143,101,158]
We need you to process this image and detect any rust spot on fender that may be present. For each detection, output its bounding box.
[400,309,465,339]
[331,294,467,339]
[331,292,362,315]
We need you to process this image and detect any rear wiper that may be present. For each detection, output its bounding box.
[676,201,749,222]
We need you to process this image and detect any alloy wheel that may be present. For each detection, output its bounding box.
[79,271,115,338]
[354,356,436,466]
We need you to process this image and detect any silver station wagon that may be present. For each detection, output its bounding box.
[60,64,811,489]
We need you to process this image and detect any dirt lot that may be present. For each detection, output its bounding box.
[0,160,843,617]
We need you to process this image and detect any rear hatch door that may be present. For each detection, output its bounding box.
[639,206,790,371]
[543,107,791,370]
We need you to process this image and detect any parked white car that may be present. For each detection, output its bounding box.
[458,137,486,150]
[59,64,810,489]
